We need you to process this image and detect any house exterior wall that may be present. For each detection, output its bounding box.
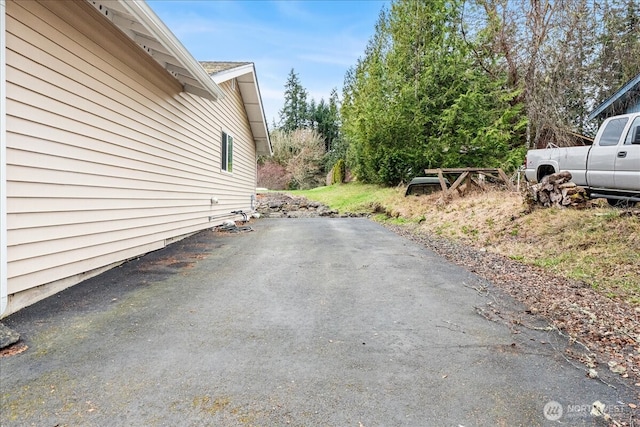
[3,0,257,316]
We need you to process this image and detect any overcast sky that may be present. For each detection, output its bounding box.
[147,0,389,126]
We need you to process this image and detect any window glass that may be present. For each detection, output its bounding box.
[221,132,228,170]
[221,131,233,172]
[227,135,233,172]
[599,117,629,146]
[624,117,640,145]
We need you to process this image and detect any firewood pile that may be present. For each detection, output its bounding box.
[526,171,589,209]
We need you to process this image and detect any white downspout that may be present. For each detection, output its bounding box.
[0,0,7,316]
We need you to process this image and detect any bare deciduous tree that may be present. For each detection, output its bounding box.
[265,129,326,190]
[471,0,640,147]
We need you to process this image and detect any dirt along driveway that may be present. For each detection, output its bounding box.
[1,218,638,426]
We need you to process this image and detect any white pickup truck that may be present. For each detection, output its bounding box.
[525,112,640,204]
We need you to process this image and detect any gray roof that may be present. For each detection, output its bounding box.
[201,62,252,75]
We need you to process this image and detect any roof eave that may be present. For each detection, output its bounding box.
[589,72,640,121]
[210,63,255,85]
[209,63,272,156]
[89,0,224,101]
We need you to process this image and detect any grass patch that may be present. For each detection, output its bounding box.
[287,182,640,305]
[533,255,569,269]
[290,183,397,214]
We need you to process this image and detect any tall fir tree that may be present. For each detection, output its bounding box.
[279,69,309,132]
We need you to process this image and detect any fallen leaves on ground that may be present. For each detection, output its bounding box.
[0,342,28,357]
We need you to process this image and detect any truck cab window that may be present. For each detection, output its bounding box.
[599,117,629,146]
[624,117,640,145]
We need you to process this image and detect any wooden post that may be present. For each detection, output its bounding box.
[449,171,469,194]
[464,173,472,195]
[497,168,515,191]
[437,169,448,196]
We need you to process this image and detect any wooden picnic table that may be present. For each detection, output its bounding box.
[423,168,515,196]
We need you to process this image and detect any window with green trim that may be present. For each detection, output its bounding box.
[221,131,233,172]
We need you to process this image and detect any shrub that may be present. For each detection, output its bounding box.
[257,161,291,190]
[331,159,346,185]
[268,128,326,190]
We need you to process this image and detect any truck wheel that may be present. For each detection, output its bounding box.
[537,166,556,182]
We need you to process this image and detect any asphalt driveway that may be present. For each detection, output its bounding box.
[0,218,637,426]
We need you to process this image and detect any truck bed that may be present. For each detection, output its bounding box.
[525,145,591,185]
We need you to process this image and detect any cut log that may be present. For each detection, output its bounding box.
[544,171,572,185]
[527,171,588,209]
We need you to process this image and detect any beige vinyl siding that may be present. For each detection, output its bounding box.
[209,79,258,200]
[5,0,257,298]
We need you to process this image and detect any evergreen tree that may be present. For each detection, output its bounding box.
[307,98,317,130]
[341,0,526,185]
[342,8,393,183]
[279,69,309,131]
[313,96,340,152]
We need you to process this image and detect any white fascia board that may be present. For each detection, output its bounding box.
[250,69,272,156]
[119,0,224,101]
[0,0,7,316]
[211,63,255,85]
[220,64,272,155]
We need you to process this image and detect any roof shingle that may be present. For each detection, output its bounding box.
[200,61,252,75]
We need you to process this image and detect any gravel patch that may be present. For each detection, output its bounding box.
[256,193,367,218]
